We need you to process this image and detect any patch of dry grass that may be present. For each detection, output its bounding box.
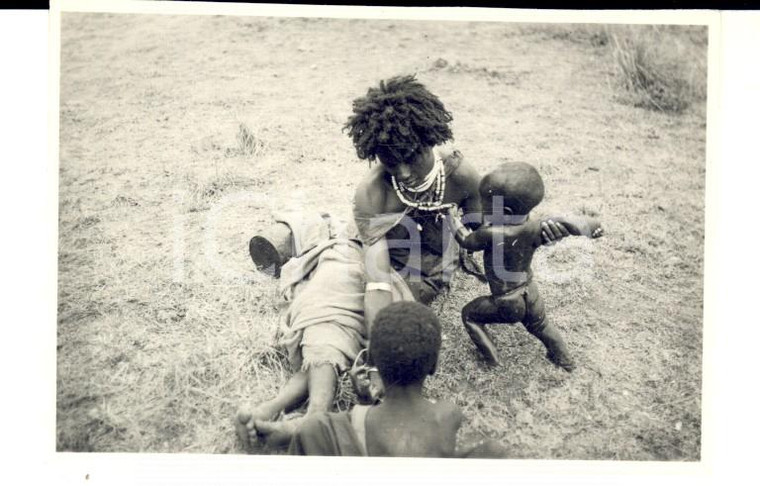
[515,23,707,113]
[608,25,707,114]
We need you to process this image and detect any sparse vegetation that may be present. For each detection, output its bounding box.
[233,122,266,157]
[518,23,707,113]
[608,25,707,113]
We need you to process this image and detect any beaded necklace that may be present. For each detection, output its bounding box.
[391,154,456,213]
[396,157,439,194]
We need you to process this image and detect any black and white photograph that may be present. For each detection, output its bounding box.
[52,1,714,464]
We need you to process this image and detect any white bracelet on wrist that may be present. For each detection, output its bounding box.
[366,282,393,293]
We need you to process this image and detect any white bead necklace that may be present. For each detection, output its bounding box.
[396,157,439,193]
[391,154,456,212]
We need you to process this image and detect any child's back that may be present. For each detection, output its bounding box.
[289,393,505,458]
[289,301,474,457]
[364,397,461,457]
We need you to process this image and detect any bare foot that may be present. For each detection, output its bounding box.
[254,417,304,448]
[546,350,576,372]
[235,401,281,452]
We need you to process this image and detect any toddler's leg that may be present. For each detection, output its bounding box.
[524,319,575,372]
[462,296,502,365]
[523,284,575,372]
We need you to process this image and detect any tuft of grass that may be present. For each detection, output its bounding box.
[183,172,262,212]
[233,122,266,157]
[608,26,707,113]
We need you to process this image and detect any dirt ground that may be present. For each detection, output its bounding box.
[57,13,706,459]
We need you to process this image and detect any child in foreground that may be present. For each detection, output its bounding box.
[289,301,506,457]
[445,162,603,371]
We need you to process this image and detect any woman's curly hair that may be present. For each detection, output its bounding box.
[344,75,453,163]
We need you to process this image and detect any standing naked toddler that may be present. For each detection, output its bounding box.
[445,162,603,371]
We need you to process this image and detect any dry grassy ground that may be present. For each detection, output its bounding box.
[57,14,706,459]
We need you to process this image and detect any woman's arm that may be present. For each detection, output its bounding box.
[353,174,395,334]
[362,238,394,335]
[451,159,483,229]
[444,207,491,251]
[446,158,486,280]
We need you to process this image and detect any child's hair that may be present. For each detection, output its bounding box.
[480,162,545,216]
[344,74,453,163]
[369,301,442,387]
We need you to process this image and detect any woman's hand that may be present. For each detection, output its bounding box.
[460,248,488,283]
[541,219,571,245]
[349,348,384,404]
[368,369,385,403]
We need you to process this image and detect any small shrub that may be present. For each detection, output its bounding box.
[234,122,265,157]
[609,26,707,113]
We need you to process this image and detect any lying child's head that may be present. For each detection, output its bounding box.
[480,161,544,219]
[370,301,442,387]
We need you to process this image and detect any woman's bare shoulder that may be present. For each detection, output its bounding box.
[448,157,482,190]
[354,164,389,214]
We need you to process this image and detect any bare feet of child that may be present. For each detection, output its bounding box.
[546,350,576,372]
[254,417,303,448]
[235,401,281,452]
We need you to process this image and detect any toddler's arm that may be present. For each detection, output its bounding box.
[444,207,491,251]
[546,215,604,239]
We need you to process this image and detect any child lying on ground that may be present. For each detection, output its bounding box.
[237,212,409,450]
[445,162,603,371]
[289,301,507,457]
